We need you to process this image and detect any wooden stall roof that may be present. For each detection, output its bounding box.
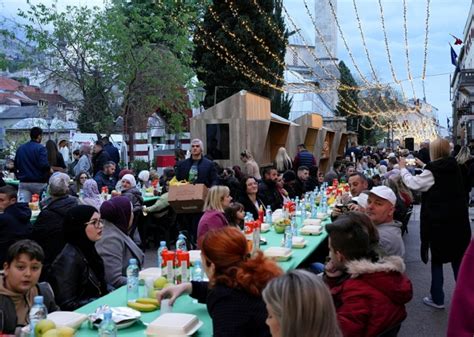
[271,113,299,126]
[293,113,323,129]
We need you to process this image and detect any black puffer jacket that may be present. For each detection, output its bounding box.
[48,243,108,311]
[0,202,32,265]
[32,195,79,276]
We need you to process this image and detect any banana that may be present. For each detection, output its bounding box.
[127,300,158,312]
[136,298,160,307]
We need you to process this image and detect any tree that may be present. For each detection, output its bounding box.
[193,0,290,116]
[336,61,360,133]
[17,1,116,133]
[15,0,199,160]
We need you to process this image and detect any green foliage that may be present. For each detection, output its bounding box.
[14,0,200,144]
[131,159,149,173]
[193,0,289,116]
[271,92,292,120]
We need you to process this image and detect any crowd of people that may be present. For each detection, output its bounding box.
[0,127,473,336]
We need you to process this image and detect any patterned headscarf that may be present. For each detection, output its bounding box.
[82,179,102,211]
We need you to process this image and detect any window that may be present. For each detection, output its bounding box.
[206,123,230,160]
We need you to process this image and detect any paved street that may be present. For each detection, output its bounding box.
[399,205,474,337]
[144,205,474,336]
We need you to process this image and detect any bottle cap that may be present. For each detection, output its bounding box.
[34,295,44,304]
[104,310,112,320]
[160,241,166,246]
[129,258,137,265]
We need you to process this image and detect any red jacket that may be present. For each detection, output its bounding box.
[326,256,413,337]
[447,239,474,337]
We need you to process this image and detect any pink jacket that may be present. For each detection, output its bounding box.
[197,210,228,246]
[447,239,474,337]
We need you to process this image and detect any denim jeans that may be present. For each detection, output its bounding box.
[430,259,461,305]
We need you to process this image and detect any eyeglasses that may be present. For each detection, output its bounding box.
[85,218,104,229]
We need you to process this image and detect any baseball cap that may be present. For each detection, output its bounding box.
[369,186,397,206]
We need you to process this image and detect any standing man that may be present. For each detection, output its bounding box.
[14,127,51,202]
[175,139,218,246]
[175,139,218,187]
[101,136,120,167]
[91,140,111,177]
[293,144,316,171]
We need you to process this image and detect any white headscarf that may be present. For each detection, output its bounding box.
[121,174,136,187]
[138,170,150,183]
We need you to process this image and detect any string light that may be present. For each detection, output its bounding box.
[402,0,417,99]
[421,0,431,100]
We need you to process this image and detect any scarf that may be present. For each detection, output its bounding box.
[82,179,102,211]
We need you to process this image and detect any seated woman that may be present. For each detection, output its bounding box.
[47,205,108,311]
[197,186,231,244]
[0,240,59,335]
[96,196,144,288]
[69,171,90,197]
[238,176,264,221]
[120,174,144,213]
[80,179,103,211]
[138,170,151,188]
[262,269,342,337]
[157,227,283,337]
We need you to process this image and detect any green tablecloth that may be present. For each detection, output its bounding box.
[73,221,329,336]
[4,178,19,186]
[143,195,159,204]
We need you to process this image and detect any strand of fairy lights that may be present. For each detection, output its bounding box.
[402,0,417,100]
[348,0,408,116]
[282,3,378,117]
[300,0,406,118]
[421,0,431,100]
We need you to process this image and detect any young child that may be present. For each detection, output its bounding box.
[0,240,59,335]
[224,202,245,229]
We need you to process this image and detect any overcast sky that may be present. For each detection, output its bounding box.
[1,0,471,130]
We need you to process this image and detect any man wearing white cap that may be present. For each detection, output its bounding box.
[366,186,405,257]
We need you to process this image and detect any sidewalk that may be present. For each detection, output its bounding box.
[399,205,474,337]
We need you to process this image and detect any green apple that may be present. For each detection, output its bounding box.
[42,328,59,337]
[35,319,56,337]
[153,276,167,289]
[57,326,75,337]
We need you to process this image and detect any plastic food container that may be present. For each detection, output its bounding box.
[300,225,323,236]
[260,223,271,232]
[302,219,321,226]
[146,313,203,336]
[21,311,88,335]
[264,247,293,261]
[139,267,162,281]
[292,236,307,248]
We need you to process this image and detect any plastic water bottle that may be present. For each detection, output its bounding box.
[29,296,47,337]
[157,241,167,268]
[295,203,303,228]
[176,234,187,252]
[98,309,117,337]
[192,260,203,281]
[265,205,272,224]
[284,225,293,249]
[126,258,139,302]
[252,221,261,254]
[18,191,25,203]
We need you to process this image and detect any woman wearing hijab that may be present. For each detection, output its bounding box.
[80,179,103,211]
[138,170,151,188]
[47,205,109,311]
[120,174,144,213]
[96,196,144,288]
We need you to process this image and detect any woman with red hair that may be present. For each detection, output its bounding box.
[157,227,282,337]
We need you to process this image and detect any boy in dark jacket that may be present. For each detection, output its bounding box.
[0,240,59,335]
[0,185,32,265]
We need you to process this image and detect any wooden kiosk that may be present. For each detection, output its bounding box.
[190,90,343,172]
[190,90,295,168]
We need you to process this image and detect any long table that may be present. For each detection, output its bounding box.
[74,221,329,336]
